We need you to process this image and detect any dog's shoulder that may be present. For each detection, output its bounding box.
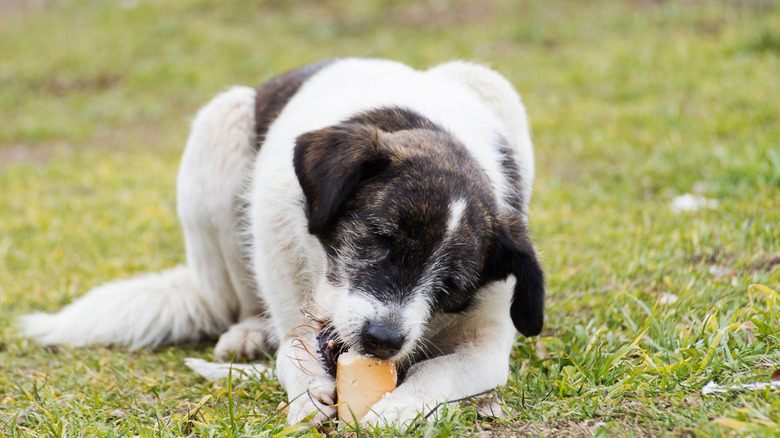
[253,59,341,149]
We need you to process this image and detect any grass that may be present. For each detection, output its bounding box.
[1,0,779,436]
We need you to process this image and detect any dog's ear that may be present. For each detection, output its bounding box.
[294,123,390,235]
[484,219,545,337]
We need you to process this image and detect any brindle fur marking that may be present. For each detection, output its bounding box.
[495,135,525,214]
[294,107,519,316]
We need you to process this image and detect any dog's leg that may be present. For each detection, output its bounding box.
[248,216,337,423]
[250,249,337,424]
[275,333,337,425]
[360,281,517,429]
[178,86,276,360]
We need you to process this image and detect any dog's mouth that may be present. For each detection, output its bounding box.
[316,324,348,378]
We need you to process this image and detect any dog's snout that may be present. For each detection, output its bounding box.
[362,320,405,359]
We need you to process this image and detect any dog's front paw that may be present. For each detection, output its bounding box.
[360,391,428,431]
[214,318,269,361]
[286,374,337,426]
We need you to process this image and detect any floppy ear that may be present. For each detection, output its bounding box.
[293,123,390,235]
[485,221,545,337]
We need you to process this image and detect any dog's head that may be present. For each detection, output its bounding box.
[293,108,544,362]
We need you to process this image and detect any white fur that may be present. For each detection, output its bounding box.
[19,59,535,429]
[249,59,532,425]
[19,266,209,347]
[329,283,378,343]
[396,292,433,360]
[446,198,467,234]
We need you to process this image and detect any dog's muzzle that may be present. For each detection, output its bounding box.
[361,320,406,360]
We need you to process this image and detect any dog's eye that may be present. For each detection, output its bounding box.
[365,233,392,265]
[441,276,461,294]
[436,276,476,313]
[367,247,391,265]
[441,271,476,295]
[373,232,393,249]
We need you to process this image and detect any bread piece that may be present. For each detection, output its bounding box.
[336,350,397,421]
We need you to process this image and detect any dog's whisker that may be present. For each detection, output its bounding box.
[285,353,316,377]
[289,323,319,334]
[291,338,319,361]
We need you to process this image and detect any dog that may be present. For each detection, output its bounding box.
[19,58,545,428]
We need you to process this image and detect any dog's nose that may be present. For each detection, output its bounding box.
[362,321,405,360]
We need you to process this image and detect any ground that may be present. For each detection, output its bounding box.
[1,0,779,437]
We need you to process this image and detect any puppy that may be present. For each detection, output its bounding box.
[19,58,545,428]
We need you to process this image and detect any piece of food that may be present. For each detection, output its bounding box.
[336,349,397,421]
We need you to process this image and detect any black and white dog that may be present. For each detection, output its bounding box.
[20,58,545,427]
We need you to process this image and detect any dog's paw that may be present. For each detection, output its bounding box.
[360,391,427,431]
[214,319,268,361]
[286,374,337,426]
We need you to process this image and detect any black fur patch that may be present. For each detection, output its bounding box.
[295,108,498,315]
[254,59,337,149]
[490,139,545,336]
[294,123,389,236]
[482,217,545,337]
[293,106,545,335]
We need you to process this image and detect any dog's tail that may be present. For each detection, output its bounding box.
[18,266,228,349]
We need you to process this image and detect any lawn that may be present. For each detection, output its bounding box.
[1,0,779,436]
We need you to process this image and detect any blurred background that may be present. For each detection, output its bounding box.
[2,0,777,306]
[1,1,778,435]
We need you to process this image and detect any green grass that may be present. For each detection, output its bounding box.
[1,0,779,436]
